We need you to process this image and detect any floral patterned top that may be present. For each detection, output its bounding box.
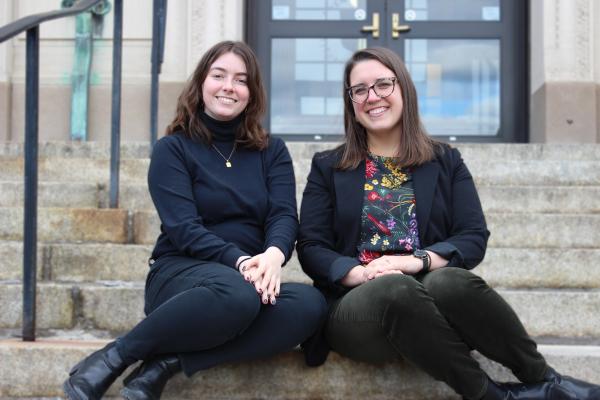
[357,154,421,264]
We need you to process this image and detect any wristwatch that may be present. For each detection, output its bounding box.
[413,249,431,273]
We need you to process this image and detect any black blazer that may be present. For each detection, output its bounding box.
[297,144,490,301]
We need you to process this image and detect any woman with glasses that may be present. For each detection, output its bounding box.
[297,47,600,400]
[63,41,327,400]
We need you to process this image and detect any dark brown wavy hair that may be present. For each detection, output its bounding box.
[165,41,268,149]
[338,47,437,169]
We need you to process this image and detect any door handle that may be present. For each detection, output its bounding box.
[392,13,411,38]
[361,13,380,39]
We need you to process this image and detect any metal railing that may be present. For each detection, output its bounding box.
[0,0,121,341]
[150,0,168,147]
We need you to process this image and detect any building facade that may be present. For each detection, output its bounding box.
[0,0,599,143]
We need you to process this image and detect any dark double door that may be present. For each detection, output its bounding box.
[247,0,527,142]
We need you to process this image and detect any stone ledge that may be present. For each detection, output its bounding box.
[8,243,600,289]
[0,158,150,182]
[0,207,129,243]
[3,182,600,214]
[2,142,600,161]
[132,211,600,248]
[0,284,73,329]
[1,339,599,399]
[2,283,600,337]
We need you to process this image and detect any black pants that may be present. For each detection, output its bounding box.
[326,268,548,400]
[116,256,327,376]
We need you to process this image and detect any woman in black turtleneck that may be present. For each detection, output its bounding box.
[64,41,327,400]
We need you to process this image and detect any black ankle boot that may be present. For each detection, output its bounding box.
[481,377,572,400]
[63,342,130,400]
[544,367,600,399]
[120,355,181,400]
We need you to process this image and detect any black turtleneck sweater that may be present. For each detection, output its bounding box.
[148,112,298,268]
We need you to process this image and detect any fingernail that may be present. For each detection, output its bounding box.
[262,298,268,304]
[271,298,276,305]
[258,289,262,294]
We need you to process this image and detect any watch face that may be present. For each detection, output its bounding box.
[414,249,427,258]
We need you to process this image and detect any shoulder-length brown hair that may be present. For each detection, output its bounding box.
[165,41,268,149]
[338,47,437,169]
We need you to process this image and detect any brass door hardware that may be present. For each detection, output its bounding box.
[361,12,380,39]
[392,13,411,38]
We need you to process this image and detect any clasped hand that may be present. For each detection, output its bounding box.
[341,254,423,287]
[238,246,284,305]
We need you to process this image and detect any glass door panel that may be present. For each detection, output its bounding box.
[272,0,368,21]
[404,0,500,21]
[271,38,366,135]
[405,39,500,136]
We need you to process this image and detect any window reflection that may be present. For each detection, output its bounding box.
[273,0,368,21]
[271,38,366,135]
[405,39,500,136]
[405,0,500,21]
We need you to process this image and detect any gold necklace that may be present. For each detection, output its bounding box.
[211,143,237,168]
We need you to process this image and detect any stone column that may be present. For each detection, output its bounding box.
[595,0,600,142]
[530,0,598,143]
[187,0,244,75]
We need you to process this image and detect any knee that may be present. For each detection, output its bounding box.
[423,268,485,306]
[369,274,425,314]
[206,272,261,320]
[228,280,262,319]
[281,283,327,328]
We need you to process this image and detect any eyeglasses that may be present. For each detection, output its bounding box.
[347,77,397,104]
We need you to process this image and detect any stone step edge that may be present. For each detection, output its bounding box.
[2,180,600,188]
[3,280,600,292]
[1,338,600,399]
[2,240,600,249]
[4,206,600,217]
[2,143,600,160]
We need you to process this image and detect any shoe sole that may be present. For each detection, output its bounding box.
[549,384,576,400]
[63,378,85,400]
[120,386,149,400]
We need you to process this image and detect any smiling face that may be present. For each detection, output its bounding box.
[202,52,250,121]
[349,59,403,138]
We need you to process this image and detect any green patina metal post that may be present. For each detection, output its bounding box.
[70,11,92,141]
[62,0,110,141]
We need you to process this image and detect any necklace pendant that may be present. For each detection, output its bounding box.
[225,161,232,168]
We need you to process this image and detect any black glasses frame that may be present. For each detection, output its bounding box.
[347,77,397,104]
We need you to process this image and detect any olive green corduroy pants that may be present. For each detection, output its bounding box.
[325,268,548,400]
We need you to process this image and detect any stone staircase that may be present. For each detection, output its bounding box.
[1,141,600,399]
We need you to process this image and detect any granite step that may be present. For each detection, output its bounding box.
[288,143,600,163]
[0,181,151,210]
[131,211,600,248]
[292,159,600,186]
[2,142,600,161]
[0,158,150,182]
[2,242,600,289]
[0,337,599,399]
[1,282,599,336]
[4,181,600,215]
[1,157,600,187]
[0,181,101,208]
[0,207,129,243]
[0,141,152,159]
